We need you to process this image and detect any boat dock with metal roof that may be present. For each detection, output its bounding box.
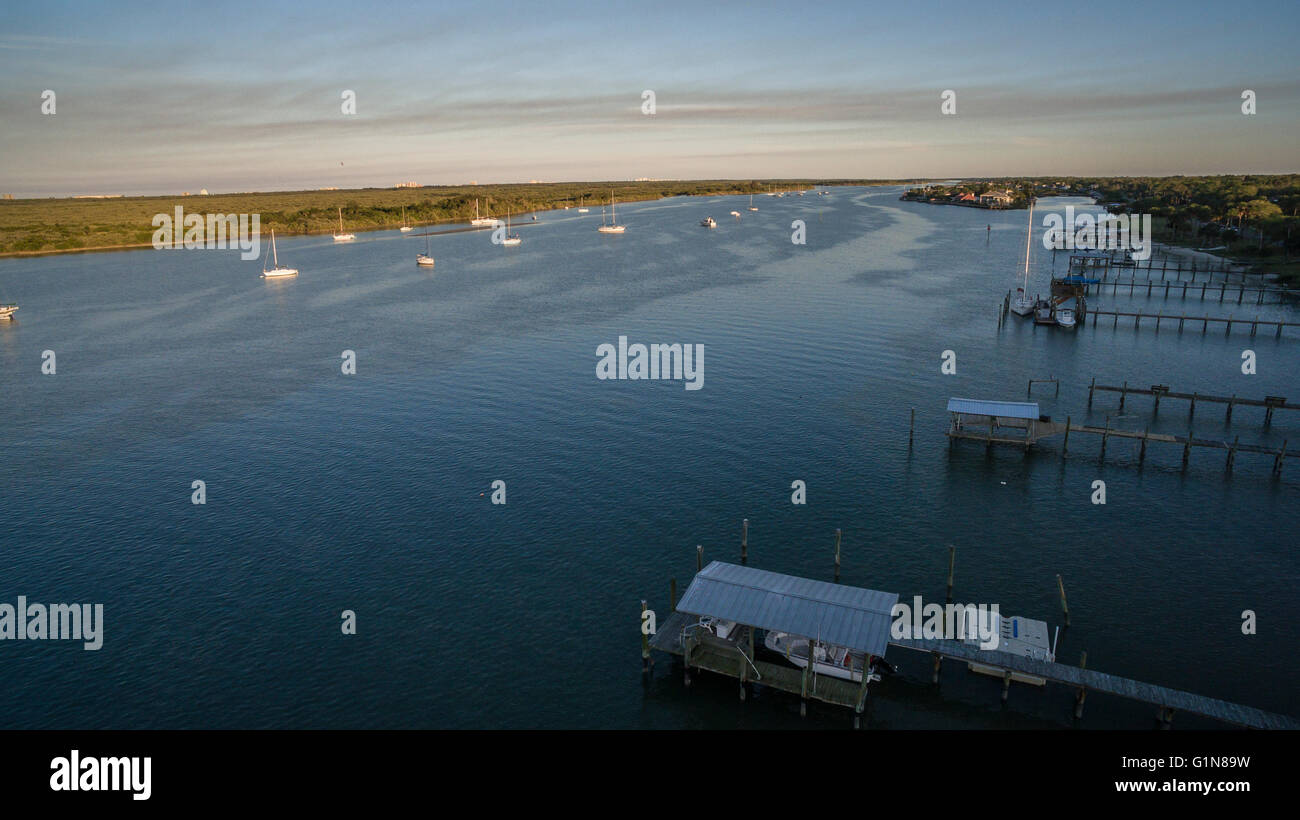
[645,543,1300,729]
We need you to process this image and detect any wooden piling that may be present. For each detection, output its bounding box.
[946,545,956,603]
[1057,574,1071,627]
[1274,441,1288,476]
[641,600,651,675]
[1063,416,1071,455]
[1226,395,1235,424]
[1139,426,1149,465]
[1227,436,1239,473]
[741,519,748,564]
[833,528,842,582]
[1088,377,1095,407]
[696,544,703,572]
[1074,651,1088,719]
[1119,381,1127,412]
[1001,669,1012,702]
[909,408,915,448]
[670,578,677,612]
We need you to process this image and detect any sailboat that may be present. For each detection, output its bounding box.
[597,195,626,233]
[1010,198,1036,316]
[577,195,589,214]
[500,210,521,246]
[399,206,412,232]
[417,228,435,267]
[470,198,495,227]
[748,194,758,212]
[261,230,298,278]
[332,207,355,242]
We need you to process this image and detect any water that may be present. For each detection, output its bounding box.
[1,188,1296,728]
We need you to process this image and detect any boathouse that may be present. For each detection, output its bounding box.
[946,397,1044,447]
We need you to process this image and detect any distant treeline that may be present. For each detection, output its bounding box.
[904,175,1300,268]
[0,179,901,256]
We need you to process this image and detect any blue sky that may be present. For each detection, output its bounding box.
[1,0,1297,196]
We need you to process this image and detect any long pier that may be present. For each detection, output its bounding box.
[1066,276,1298,304]
[1088,379,1295,425]
[890,638,1300,730]
[1085,308,1299,338]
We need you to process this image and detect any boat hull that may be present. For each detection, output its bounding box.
[416,256,435,267]
[261,268,298,278]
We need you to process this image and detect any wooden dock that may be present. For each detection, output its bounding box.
[1063,276,1297,304]
[890,638,1300,730]
[647,549,1300,729]
[1085,308,1299,338]
[1088,379,1294,425]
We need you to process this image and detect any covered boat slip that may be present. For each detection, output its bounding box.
[649,562,898,717]
[946,398,1044,447]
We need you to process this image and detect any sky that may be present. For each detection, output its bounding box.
[1,0,1297,197]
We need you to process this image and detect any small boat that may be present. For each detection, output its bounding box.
[0,304,17,320]
[730,210,741,218]
[500,210,521,246]
[1056,307,1076,329]
[261,230,298,278]
[332,207,355,242]
[597,195,626,233]
[577,195,589,214]
[700,216,716,228]
[470,198,496,227]
[764,631,879,684]
[399,206,412,232]
[417,229,434,268]
[748,194,758,212]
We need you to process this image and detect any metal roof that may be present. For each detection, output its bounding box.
[675,562,899,656]
[947,397,1040,420]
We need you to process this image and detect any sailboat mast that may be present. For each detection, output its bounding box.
[272,230,278,266]
[1022,197,1035,290]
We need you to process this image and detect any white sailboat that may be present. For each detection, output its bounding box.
[261,230,298,278]
[470,198,496,227]
[597,195,626,233]
[500,210,521,246]
[748,194,758,212]
[577,195,589,214]
[399,206,412,232]
[1010,198,1036,316]
[700,216,716,228]
[417,228,435,267]
[332,207,355,242]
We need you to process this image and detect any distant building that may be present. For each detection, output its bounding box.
[200,189,209,195]
[979,190,1013,206]
[955,192,977,202]
[394,181,419,188]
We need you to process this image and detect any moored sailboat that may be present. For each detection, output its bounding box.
[261,230,298,278]
[332,207,355,242]
[1010,198,1036,316]
[597,195,626,233]
[470,198,495,227]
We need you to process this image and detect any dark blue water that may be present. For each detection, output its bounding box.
[1,188,1296,728]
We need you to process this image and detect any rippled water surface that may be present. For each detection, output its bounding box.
[1,188,1296,728]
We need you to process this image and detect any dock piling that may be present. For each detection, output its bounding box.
[1074,651,1088,719]
[696,544,703,572]
[909,408,915,448]
[641,600,652,676]
[670,578,677,612]
[1057,574,1071,627]
[833,528,842,582]
[741,519,748,564]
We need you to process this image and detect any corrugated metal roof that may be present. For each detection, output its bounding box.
[947,397,1040,420]
[675,562,899,656]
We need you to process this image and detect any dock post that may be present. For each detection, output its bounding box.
[1251,317,1258,338]
[946,545,956,604]
[1001,669,1012,703]
[1119,381,1127,412]
[1182,433,1191,469]
[931,651,942,685]
[1074,651,1088,719]
[740,626,754,702]
[641,600,652,677]
[1139,427,1149,465]
[1057,574,1071,627]
[909,408,915,448]
[1152,390,1161,414]
[741,519,748,564]
[800,653,811,717]
[1226,395,1235,424]
[833,528,842,582]
[1088,378,1095,408]
[1063,416,1071,455]
[1227,436,1239,473]
[696,545,703,572]
[1100,419,1109,461]
[1274,441,1288,476]
[670,578,677,612]
[1189,393,1197,420]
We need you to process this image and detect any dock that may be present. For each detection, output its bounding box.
[944,397,1295,474]
[1059,276,1297,304]
[1088,379,1294,425]
[646,548,1300,729]
[1084,308,1299,338]
[890,638,1300,730]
